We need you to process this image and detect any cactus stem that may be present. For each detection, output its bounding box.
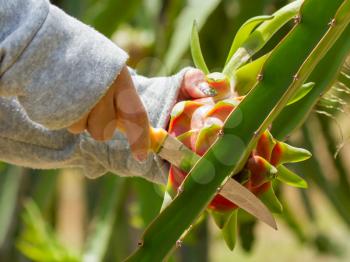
[293,15,302,24]
[126,1,350,259]
[328,18,336,27]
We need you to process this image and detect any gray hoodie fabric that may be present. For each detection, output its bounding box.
[0,0,186,184]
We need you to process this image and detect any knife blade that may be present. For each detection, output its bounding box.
[220,179,277,230]
[150,127,277,230]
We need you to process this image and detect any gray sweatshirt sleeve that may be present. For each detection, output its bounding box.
[0,0,128,129]
[0,69,187,184]
[0,0,189,184]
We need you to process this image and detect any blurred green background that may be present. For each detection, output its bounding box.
[1,0,350,261]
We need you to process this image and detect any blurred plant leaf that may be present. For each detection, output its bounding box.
[278,198,307,243]
[17,200,80,262]
[83,176,127,262]
[299,123,350,226]
[132,178,163,226]
[238,218,256,253]
[31,170,59,212]
[317,116,350,208]
[85,0,142,37]
[222,210,238,251]
[191,21,209,74]
[161,0,220,74]
[338,71,350,87]
[314,233,344,256]
[59,0,85,17]
[0,166,23,248]
[179,217,209,262]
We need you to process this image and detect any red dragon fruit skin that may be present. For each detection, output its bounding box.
[167,92,276,211]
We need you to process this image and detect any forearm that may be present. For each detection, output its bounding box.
[0,0,127,129]
[0,97,85,168]
[0,0,189,184]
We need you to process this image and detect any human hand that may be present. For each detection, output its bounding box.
[67,68,215,163]
[68,66,150,162]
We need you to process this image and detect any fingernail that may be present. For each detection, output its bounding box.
[198,82,217,97]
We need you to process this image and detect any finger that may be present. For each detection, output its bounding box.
[120,116,150,160]
[181,69,216,99]
[115,69,150,161]
[180,69,205,99]
[184,81,217,98]
[117,87,150,161]
[67,113,89,134]
[86,87,117,141]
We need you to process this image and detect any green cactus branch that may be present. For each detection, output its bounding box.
[126,1,350,261]
[223,0,303,78]
[251,0,350,148]
[271,25,350,140]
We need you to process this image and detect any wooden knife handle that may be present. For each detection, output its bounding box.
[149,127,168,153]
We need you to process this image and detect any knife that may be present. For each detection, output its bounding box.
[150,127,277,230]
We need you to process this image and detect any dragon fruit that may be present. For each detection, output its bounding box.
[162,25,311,250]
[166,72,311,215]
